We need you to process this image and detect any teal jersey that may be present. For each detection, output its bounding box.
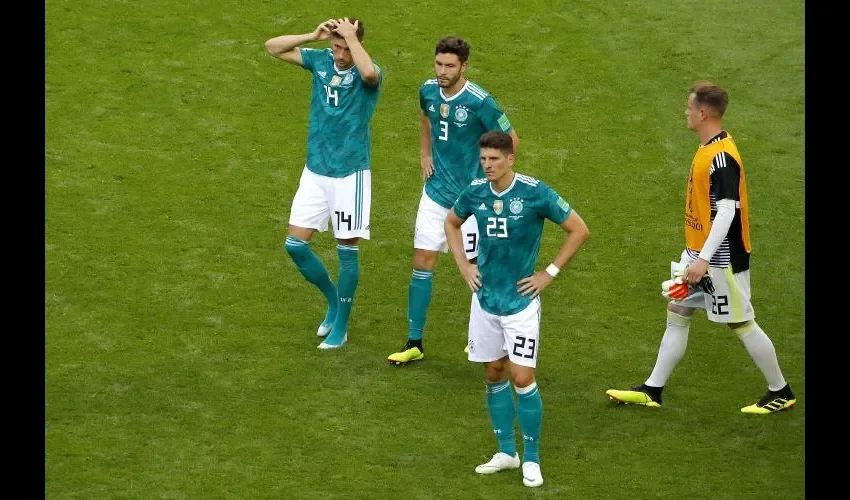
[420,80,513,208]
[300,48,383,178]
[453,173,573,316]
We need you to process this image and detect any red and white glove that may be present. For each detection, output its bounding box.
[661,275,690,301]
[661,272,714,301]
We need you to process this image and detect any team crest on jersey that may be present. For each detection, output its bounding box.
[342,72,354,85]
[440,103,450,118]
[509,198,524,214]
[329,75,342,87]
[493,200,504,215]
[454,106,468,122]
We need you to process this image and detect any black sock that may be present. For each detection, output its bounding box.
[639,384,663,403]
[405,339,423,352]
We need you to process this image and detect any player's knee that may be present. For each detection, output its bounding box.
[484,360,508,383]
[512,372,535,389]
[666,309,692,328]
[730,320,756,338]
[413,249,438,270]
[667,302,694,318]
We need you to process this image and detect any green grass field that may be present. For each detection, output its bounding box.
[46,0,805,498]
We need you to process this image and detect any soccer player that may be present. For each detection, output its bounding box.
[605,81,796,414]
[445,131,590,487]
[387,36,520,365]
[264,18,382,349]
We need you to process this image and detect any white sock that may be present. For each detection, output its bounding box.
[736,322,787,391]
[645,311,691,388]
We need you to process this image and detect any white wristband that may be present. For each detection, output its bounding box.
[545,264,560,278]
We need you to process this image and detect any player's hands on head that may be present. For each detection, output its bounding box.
[517,271,553,299]
[313,19,337,41]
[461,263,482,292]
[332,17,359,39]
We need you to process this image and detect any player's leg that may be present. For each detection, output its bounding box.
[469,294,520,475]
[284,167,338,338]
[704,267,796,413]
[319,169,371,349]
[606,252,700,407]
[503,297,544,487]
[388,191,446,364]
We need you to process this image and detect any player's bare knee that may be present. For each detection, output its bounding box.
[336,237,359,246]
[509,364,535,388]
[413,248,439,270]
[288,225,314,242]
[484,358,509,383]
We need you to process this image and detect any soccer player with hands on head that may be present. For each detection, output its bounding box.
[264,17,382,350]
[446,131,589,488]
[606,81,796,414]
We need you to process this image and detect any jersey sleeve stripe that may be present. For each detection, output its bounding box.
[467,82,489,97]
[516,174,539,186]
[467,86,488,100]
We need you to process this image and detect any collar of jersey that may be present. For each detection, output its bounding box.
[490,173,517,197]
[440,80,469,102]
[333,63,355,74]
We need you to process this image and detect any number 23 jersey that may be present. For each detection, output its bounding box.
[453,173,572,316]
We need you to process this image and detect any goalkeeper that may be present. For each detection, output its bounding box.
[606,81,796,414]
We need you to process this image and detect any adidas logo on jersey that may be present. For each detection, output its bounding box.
[318,71,327,78]
[478,203,486,210]
[428,104,435,112]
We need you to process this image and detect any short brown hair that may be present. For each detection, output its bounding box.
[330,18,365,41]
[690,81,729,118]
[435,36,470,63]
[479,131,514,155]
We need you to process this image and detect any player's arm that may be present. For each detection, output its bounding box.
[508,129,520,156]
[684,152,740,284]
[332,18,379,85]
[420,111,434,180]
[518,206,589,298]
[264,19,335,66]
[446,209,481,291]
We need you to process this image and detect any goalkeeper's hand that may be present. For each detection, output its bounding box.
[661,272,714,301]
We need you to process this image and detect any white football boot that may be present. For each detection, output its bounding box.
[474,452,520,474]
[522,462,543,487]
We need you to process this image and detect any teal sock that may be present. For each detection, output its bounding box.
[407,269,433,341]
[516,382,543,464]
[326,244,359,344]
[486,380,517,456]
[284,236,337,326]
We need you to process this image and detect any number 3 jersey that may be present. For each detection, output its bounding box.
[453,173,572,316]
[300,48,383,178]
[420,79,513,208]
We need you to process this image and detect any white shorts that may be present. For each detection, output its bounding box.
[289,167,371,240]
[466,294,541,368]
[414,189,479,260]
[671,250,755,323]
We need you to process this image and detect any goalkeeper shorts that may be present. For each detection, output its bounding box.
[671,249,754,323]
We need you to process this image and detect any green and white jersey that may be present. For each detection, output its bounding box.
[420,79,513,208]
[300,48,383,178]
[453,172,573,316]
